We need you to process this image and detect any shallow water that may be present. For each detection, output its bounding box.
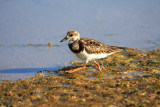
[0,0,160,80]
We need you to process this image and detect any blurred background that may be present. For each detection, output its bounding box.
[0,0,160,79]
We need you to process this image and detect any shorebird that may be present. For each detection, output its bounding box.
[60,30,126,73]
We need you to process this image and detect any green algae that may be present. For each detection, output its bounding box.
[0,48,160,106]
[26,42,60,47]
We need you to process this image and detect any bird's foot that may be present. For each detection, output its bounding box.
[65,64,86,73]
[94,61,101,71]
[65,69,77,73]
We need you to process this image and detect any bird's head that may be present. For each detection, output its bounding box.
[60,30,80,42]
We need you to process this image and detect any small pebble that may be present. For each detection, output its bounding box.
[48,42,52,47]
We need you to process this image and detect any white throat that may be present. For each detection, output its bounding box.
[69,40,73,44]
[73,35,80,41]
[69,35,80,43]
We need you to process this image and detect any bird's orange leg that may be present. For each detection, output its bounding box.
[65,63,86,73]
[94,61,101,71]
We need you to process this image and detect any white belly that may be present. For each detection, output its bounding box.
[74,49,114,62]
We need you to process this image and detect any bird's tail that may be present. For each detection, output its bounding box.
[110,46,128,52]
[120,47,128,51]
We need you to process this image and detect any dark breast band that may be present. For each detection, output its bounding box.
[68,41,84,53]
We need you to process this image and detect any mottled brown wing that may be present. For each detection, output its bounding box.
[80,38,124,54]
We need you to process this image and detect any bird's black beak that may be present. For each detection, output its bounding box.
[60,36,68,42]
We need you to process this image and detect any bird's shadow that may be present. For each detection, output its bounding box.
[56,65,92,73]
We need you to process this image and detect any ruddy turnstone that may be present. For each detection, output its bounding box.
[60,30,126,73]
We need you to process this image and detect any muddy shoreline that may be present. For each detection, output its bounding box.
[0,48,160,106]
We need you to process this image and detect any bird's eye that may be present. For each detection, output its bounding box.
[70,34,73,37]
